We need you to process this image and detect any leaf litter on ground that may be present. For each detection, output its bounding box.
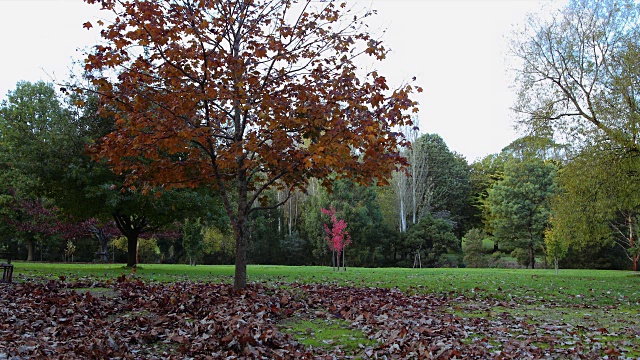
[1,275,639,359]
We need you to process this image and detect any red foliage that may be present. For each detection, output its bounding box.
[6,197,121,244]
[321,207,351,254]
[7,198,59,238]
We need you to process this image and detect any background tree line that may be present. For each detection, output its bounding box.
[0,82,470,268]
[1,0,639,273]
[0,78,634,271]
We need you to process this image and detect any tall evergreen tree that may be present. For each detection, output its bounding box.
[487,159,557,268]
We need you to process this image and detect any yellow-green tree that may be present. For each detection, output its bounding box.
[552,145,640,270]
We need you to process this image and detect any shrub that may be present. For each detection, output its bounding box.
[463,228,488,268]
[511,248,530,268]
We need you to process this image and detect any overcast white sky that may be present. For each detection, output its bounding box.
[0,0,555,162]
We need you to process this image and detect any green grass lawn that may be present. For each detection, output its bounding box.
[13,262,640,307]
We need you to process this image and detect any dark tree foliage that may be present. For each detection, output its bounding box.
[488,159,557,269]
[463,228,488,268]
[403,212,460,268]
[560,242,631,270]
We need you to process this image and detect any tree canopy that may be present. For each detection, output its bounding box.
[511,0,640,271]
[512,0,640,152]
[83,0,420,289]
[551,143,640,270]
[393,133,470,234]
[487,159,557,269]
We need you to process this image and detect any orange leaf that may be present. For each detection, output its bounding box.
[83,21,93,30]
[255,47,267,57]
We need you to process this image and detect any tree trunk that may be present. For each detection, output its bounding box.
[399,197,407,232]
[233,226,248,289]
[629,213,637,271]
[343,249,346,271]
[229,1,251,291]
[27,239,34,261]
[100,241,109,262]
[332,250,336,271]
[112,212,146,268]
[411,169,417,225]
[233,169,249,290]
[89,226,111,262]
[127,235,138,267]
[288,198,293,236]
[214,162,249,289]
[529,241,535,269]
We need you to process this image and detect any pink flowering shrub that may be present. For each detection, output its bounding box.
[321,207,351,270]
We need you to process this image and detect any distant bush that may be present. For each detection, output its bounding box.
[511,248,530,268]
[486,252,518,268]
[463,229,488,268]
[438,253,463,268]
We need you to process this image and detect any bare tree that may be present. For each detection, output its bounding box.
[511,0,640,151]
[393,124,430,232]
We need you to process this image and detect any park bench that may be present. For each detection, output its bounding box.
[0,252,13,283]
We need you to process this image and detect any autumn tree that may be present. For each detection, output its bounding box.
[321,207,351,271]
[83,0,419,289]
